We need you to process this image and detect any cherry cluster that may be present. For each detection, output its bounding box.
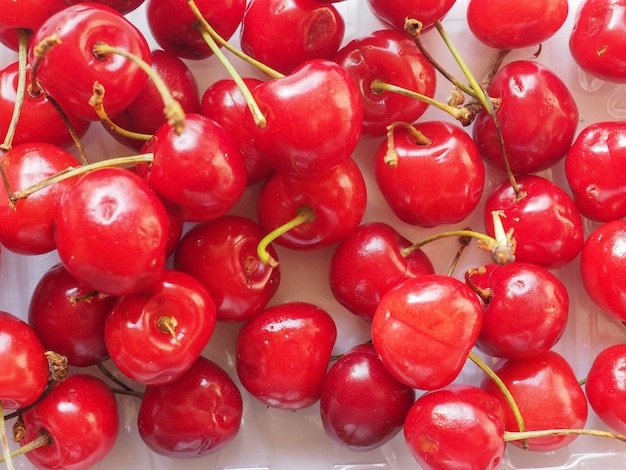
[1,0,626,469]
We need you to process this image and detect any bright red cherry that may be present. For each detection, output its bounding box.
[0,0,66,32]
[375,121,485,227]
[236,301,337,410]
[61,0,145,15]
[366,0,456,32]
[372,274,483,390]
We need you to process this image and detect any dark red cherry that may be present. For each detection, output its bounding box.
[366,0,456,31]
[61,0,146,15]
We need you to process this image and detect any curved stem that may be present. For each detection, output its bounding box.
[504,428,626,444]
[96,362,134,393]
[446,229,472,277]
[257,206,315,267]
[45,93,89,165]
[0,431,52,463]
[0,401,14,470]
[29,35,61,97]
[383,121,432,167]
[0,29,29,152]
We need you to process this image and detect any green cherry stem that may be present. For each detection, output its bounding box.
[0,430,52,463]
[504,428,626,444]
[257,206,316,267]
[383,121,432,167]
[0,28,29,152]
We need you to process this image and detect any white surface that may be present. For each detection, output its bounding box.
[2,0,626,468]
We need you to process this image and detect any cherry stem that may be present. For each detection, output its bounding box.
[504,428,626,444]
[45,351,69,383]
[446,229,473,277]
[45,92,89,165]
[89,82,153,142]
[91,42,186,135]
[0,401,14,470]
[257,206,316,267]
[468,351,529,450]
[28,35,61,97]
[383,121,432,167]
[96,362,134,393]
[186,0,268,128]
[464,266,494,303]
[9,153,154,204]
[0,29,29,152]
[157,316,181,345]
[0,430,52,462]
[371,79,475,126]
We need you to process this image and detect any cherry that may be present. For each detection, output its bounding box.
[375,121,485,228]
[484,174,584,269]
[20,374,119,470]
[570,0,626,83]
[246,59,363,176]
[472,60,579,174]
[372,274,483,390]
[467,0,568,49]
[104,269,217,385]
[481,350,588,451]
[239,0,345,75]
[366,0,456,32]
[0,311,49,410]
[146,0,246,60]
[54,166,169,297]
[0,142,81,255]
[332,28,437,137]
[328,221,435,320]
[200,77,274,185]
[61,0,146,15]
[236,301,337,410]
[28,2,152,121]
[466,261,569,359]
[585,343,626,435]
[173,215,281,322]
[28,263,116,367]
[564,121,626,222]
[404,384,506,470]
[256,156,367,250]
[320,342,415,451]
[137,355,243,457]
[0,0,66,32]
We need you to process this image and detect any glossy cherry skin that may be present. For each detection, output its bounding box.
[472,60,579,174]
[375,121,485,227]
[332,28,437,137]
[247,59,363,176]
[240,0,345,75]
[139,113,247,222]
[570,0,626,83]
[404,384,506,470]
[146,0,246,60]
[62,0,145,15]
[21,374,119,470]
[104,269,217,385]
[174,215,281,322]
[236,301,337,410]
[0,0,66,31]
[54,167,169,297]
[256,157,367,250]
[585,344,626,434]
[372,274,483,390]
[564,121,626,222]
[0,61,90,148]
[481,350,588,451]
[0,311,49,410]
[320,343,415,451]
[28,3,151,121]
[138,355,243,457]
[0,142,80,255]
[580,220,626,322]
[466,262,569,359]
[484,174,584,269]
[201,77,274,185]
[329,221,435,320]
[28,263,116,367]
[467,0,568,49]
[366,0,456,31]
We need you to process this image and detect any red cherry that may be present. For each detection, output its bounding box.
[404,384,506,470]
[467,0,568,49]
[570,0,626,83]
[28,263,116,367]
[585,344,626,435]
[0,311,49,410]
[28,3,152,121]
[320,342,415,451]
[54,167,169,297]
[247,59,363,176]
[146,0,246,60]
[61,0,146,15]
[0,0,66,32]
[21,374,119,470]
[138,355,243,457]
[240,0,345,75]
[329,221,435,320]
[366,0,456,32]
[481,350,588,451]
[564,121,626,222]
[0,142,80,255]
[174,215,281,322]
[375,121,485,227]
[236,301,337,410]
[484,174,584,269]
[472,60,579,174]
[372,274,483,390]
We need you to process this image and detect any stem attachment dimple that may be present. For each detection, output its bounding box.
[157,316,180,345]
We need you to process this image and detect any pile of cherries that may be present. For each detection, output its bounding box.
[2,0,626,469]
